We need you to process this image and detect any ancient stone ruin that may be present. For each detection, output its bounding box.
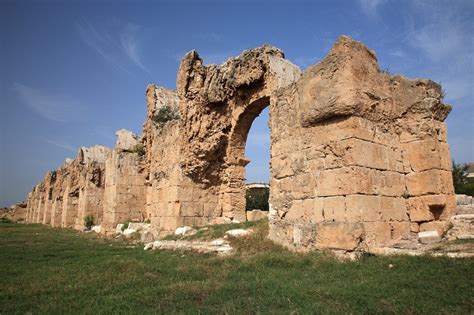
[24,36,457,253]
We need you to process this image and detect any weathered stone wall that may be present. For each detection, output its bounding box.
[268,36,454,251]
[102,131,147,233]
[176,45,300,225]
[22,36,455,252]
[75,145,110,229]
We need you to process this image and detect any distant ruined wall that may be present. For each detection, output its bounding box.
[268,36,454,251]
[23,35,455,252]
[75,146,110,229]
[102,131,147,233]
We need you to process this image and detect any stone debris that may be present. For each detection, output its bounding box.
[128,223,151,231]
[147,239,233,255]
[456,194,473,206]
[174,226,196,236]
[143,243,153,251]
[122,228,137,237]
[418,230,441,244]
[210,217,232,225]
[140,230,155,243]
[91,225,101,233]
[225,229,250,237]
[446,214,474,241]
[115,224,124,234]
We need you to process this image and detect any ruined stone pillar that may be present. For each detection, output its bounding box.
[75,146,109,230]
[102,130,146,233]
[50,197,63,227]
[268,36,455,252]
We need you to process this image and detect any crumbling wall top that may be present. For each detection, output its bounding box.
[297,35,452,128]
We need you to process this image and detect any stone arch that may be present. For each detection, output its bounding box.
[176,45,301,222]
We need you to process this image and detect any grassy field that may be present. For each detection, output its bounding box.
[1,222,473,314]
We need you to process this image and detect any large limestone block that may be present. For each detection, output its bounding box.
[314,222,363,251]
[325,138,403,172]
[79,145,110,164]
[363,222,392,246]
[418,230,441,244]
[346,195,407,222]
[408,194,454,222]
[322,196,345,222]
[419,221,449,237]
[406,170,454,196]
[285,199,324,223]
[317,167,404,197]
[402,140,451,172]
[246,210,268,221]
[115,129,139,151]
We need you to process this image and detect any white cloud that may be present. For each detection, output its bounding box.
[78,20,149,74]
[119,23,150,73]
[405,2,473,103]
[389,49,406,58]
[358,0,387,16]
[12,83,81,122]
[40,137,77,153]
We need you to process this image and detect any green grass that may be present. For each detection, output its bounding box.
[1,223,473,314]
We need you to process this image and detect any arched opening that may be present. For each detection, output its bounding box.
[245,107,270,214]
[220,97,270,221]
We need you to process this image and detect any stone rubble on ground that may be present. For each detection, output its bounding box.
[174,226,196,236]
[91,225,101,233]
[146,239,233,255]
[122,228,137,237]
[225,229,250,237]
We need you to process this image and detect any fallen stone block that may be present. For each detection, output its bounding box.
[128,222,151,231]
[175,226,196,236]
[115,224,124,234]
[123,228,137,237]
[211,238,225,246]
[144,243,153,251]
[418,230,441,244]
[91,225,101,233]
[225,229,249,237]
[141,230,154,243]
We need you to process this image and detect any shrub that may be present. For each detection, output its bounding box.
[0,217,12,224]
[130,144,145,156]
[121,221,130,232]
[83,215,94,230]
[152,105,180,127]
[246,187,269,211]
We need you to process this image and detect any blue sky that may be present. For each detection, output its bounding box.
[1,0,473,207]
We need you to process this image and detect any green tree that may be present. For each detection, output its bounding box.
[452,161,474,196]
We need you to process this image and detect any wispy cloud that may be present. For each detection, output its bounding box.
[389,49,406,58]
[40,137,77,153]
[405,1,473,102]
[119,23,150,73]
[12,83,81,122]
[358,0,387,16]
[78,20,149,74]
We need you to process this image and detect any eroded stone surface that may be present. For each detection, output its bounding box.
[23,35,455,253]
